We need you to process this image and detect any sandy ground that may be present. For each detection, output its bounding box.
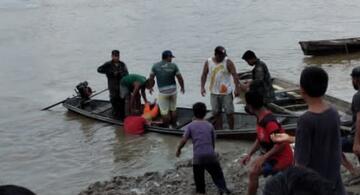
[79,152,360,195]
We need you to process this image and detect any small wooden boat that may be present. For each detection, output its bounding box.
[299,37,360,56]
[238,72,352,133]
[63,97,298,140]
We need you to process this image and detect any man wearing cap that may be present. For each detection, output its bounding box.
[149,50,185,127]
[201,46,241,130]
[242,50,275,103]
[98,50,128,119]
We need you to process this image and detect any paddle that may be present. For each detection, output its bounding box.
[41,88,108,111]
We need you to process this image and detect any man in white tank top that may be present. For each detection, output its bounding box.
[200,46,241,129]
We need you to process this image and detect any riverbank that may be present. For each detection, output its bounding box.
[79,152,360,195]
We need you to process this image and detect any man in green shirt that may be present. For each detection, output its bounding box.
[120,74,151,115]
[149,50,185,127]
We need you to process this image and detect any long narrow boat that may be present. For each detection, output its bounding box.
[63,97,298,140]
[238,72,352,132]
[299,37,360,56]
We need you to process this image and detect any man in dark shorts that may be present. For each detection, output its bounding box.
[120,74,151,115]
[241,91,293,195]
[241,50,275,103]
[98,50,128,119]
[295,67,345,195]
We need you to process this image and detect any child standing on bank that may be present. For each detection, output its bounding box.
[294,66,345,195]
[176,102,231,195]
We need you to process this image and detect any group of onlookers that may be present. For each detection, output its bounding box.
[178,65,360,195]
[6,47,360,195]
[97,46,274,130]
[97,46,360,195]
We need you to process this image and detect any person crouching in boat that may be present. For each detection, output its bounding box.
[240,91,293,195]
[123,102,159,135]
[120,74,152,116]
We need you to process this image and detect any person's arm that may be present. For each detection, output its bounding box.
[226,59,242,96]
[211,127,216,149]
[353,112,360,156]
[241,139,260,165]
[123,63,129,76]
[176,74,185,94]
[173,64,184,94]
[262,141,286,162]
[294,117,312,167]
[140,86,148,103]
[201,60,209,97]
[129,83,142,113]
[97,62,108,74]
[271,133,296,143]
[176,126,191,157]
[176,137,188,157]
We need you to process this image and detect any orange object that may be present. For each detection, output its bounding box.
[142,103,159,120]
[220,84,228,94]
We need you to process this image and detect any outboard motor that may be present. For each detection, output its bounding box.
[75,81,93,100]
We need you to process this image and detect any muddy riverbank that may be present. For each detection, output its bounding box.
[79,152,360,195]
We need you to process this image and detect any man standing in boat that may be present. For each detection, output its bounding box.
[148,50,185,128]
[98,50,128,119]
[200,46,241,130]
[241,50,275,103]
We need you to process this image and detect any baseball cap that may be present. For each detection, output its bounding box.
[351,66,360,78]
[214,46,227,56]
[162,50,175,59]
[111,50,120,56]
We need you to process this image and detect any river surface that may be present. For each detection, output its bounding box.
[1,0,360,194]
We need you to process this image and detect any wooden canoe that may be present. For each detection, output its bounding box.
[63,97,298,140]
[299,37,360,56]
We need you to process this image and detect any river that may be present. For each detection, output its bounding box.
[1,0,360,194]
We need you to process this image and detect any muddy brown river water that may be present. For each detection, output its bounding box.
[1,0,360,194]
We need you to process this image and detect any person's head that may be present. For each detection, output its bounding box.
[0,185,36,195]
[162,50,175,62]
[214,46,227,63]
[300,66,328,99]
[111,50,120,62]
[245,90,264,114]
[287,167,336,195]
[263,167,336,195]
[143,79,153,90]
[351,66,360,90]
[192,102,207,119]
[242,50,257,65]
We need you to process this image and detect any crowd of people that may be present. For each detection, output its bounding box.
[97,47,274,129]
[96,46,360,195]
[6,47,360,195]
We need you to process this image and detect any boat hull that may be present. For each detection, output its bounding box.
[63,97,297,140]
[299,37,360,56]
